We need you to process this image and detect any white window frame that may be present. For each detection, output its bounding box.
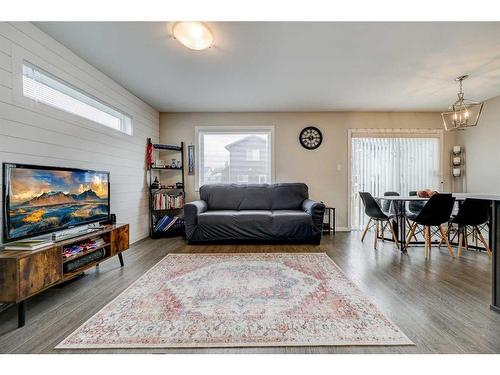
[11,45,133,136]
[195,126,275,191]
[347,128,444,231]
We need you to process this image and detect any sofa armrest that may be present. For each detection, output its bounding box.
[302,199,326,240]
[184,200,208,239]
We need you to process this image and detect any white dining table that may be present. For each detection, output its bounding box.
[375,192,500,314]
[375,194,466,201]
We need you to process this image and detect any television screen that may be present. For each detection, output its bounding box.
[3,164,110,242]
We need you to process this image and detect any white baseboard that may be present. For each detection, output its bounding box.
[334,227,351,232]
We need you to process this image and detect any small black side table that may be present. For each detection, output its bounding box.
[323,206,336,234]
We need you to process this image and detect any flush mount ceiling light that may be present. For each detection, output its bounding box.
[441,75,483,131]
[172,22,214,51]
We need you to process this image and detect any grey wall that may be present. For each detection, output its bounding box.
[458,94,500,194]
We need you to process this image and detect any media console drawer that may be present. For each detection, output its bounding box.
[111,224,129,255]
[18,247,62,300]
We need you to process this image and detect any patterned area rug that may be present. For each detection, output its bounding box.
[57,253,413,348]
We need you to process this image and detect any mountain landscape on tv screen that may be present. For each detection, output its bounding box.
[7,168,109,239]
[9,189,108,239]
[20,189,102,207]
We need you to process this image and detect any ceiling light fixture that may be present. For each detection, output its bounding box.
[172,22,214,51]
[441,75,483,131]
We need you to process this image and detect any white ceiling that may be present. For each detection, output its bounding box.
[35,22,500,112]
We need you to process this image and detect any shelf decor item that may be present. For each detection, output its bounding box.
[146,141,154,167]
[188,144,195,175]
[146,138,186,239]
[151,177,160,189]
[450,145,465,182]
[441,75,483,131]
[154,159,166,168]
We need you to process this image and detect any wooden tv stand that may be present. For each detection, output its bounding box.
[0,223,129,328]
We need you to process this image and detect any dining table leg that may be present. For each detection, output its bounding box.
[399,201,406,251]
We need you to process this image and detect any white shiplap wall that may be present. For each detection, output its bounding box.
[0,22,159,244]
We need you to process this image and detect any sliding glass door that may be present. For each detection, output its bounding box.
[350,133,441,230]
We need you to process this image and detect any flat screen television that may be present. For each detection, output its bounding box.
[2,163,110,243]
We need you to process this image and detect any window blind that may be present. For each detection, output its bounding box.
[22,61,132,135]
[351,136,440,230]
[197,128,273,188]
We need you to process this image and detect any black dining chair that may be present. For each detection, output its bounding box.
[404,193,456,258]
[448,199,492,257]
[359,192,399,249]
[381,191,399,240]
[407,190,426,216]
[381,191,399,214]
[399,191,423,242]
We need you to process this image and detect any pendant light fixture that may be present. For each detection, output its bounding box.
[441,75,483,131]
[172,22,214,51]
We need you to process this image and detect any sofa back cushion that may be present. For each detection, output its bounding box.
[199,183,309,210]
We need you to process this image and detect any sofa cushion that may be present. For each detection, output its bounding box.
[271,210,312,225]
[200,185,245,210]
[198,210,273,225]
[197,210,274,240]
[272,210,313,237]
[238,186,273,210]
[196,209,312,241]
[271,183,309,210]
[199,183,309,210]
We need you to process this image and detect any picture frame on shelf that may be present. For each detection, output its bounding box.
[188,144,195,175]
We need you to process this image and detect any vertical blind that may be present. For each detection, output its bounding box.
[351,136,441,230]
[197,128,273,188]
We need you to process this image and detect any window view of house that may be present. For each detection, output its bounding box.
[197,129,272,187]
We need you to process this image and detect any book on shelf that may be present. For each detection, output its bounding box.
[153,191,184,210]
[154,159,166,168]
[169,218,185,231]
[154,215,179,232]
[3,239,54,251]
[62,236,106,259]
[153,143,181,150]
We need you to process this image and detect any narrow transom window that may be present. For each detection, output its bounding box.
[22,61,132,135]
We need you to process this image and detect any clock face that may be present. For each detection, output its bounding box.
[299,126,323,150]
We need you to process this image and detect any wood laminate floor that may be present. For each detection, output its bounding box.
[1,232,500,354]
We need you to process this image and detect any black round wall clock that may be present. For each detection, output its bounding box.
[299,126,323,150]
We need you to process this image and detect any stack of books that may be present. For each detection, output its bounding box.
[3,239,54,251]
[153,192,184,210]
[154,215,179,233]
[62,237,106,259]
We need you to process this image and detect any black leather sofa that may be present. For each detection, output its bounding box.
[184,183,325,244]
